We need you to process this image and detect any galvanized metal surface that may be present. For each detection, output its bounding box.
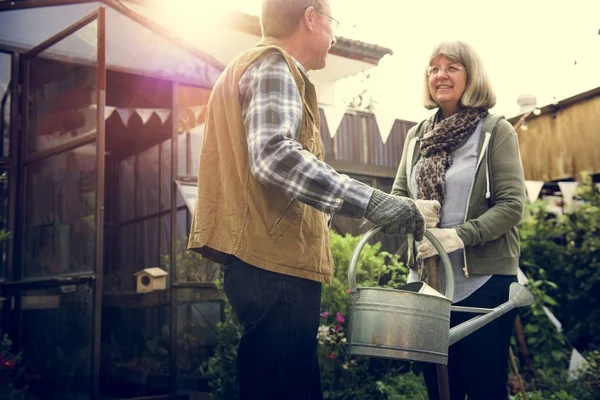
[448,283,533,346]
[348,286,452,364]
[347,228,535,365]
[347,228,455,364]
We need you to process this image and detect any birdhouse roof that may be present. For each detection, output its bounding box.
[134,267,168,277]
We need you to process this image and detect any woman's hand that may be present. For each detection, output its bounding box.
[415,199,441,228]
[417,228,464,259]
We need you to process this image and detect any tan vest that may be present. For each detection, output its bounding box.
[188,38,333,284]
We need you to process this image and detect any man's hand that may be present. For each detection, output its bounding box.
[365,190,425,241]
[415,199,441,228]
[416,228,464,259]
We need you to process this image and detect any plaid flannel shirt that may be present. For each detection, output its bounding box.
[239,52,373,218]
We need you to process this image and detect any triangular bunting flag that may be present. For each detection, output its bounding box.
[105,106,116,120]
[568,348,589,381]
[191,106,205,122]
[136,109,155,125]
[524,180,544,204]
[517,267,529,285]
[374,110,396,144]
[116,108,134,126]
[321,104,346,139]
[190,123,205,135]
[558,181,579,206]
[542,306,562,332]
[155,109,171,124]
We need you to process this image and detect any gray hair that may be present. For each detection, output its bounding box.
[261,0,328,38]
[423,41,496,110]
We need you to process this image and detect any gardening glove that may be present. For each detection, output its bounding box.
[417,228,464,259]
[365,189,425,241]
[415,199,441,228]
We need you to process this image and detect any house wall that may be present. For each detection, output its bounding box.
[516,94,600,181]
[312,79,335,106]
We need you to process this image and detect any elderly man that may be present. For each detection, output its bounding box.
[188,0,426,398]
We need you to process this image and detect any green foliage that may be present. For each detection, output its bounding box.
[208,183,600,399]
[374,373,429,400]
[514,172,600,399]
[514,269,569,369]
[316,310,427,400]
[207,277,241,400]
[162,236,220,283]
[0,332,26,399]
[518,172,600,355]
[207,231,425,400]
[323,231,408,319]
[318,231,425,399]
[510,350,600,400]
[0,174,26,399]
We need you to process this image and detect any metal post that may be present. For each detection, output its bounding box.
[169,82,179,396]
[91,7,106,399]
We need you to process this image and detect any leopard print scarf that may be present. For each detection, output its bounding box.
[416,107,488,206]
[416,107,487,281]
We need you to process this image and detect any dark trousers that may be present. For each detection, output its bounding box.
[423,275,518,400]
[223,256,323,400]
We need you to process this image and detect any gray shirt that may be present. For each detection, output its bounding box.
[408,119,491,303]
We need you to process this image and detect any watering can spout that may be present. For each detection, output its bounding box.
[448,283,534,346]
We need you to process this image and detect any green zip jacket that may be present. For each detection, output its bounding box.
[391,113,526,276]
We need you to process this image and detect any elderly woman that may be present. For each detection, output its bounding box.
[391,41,526,399]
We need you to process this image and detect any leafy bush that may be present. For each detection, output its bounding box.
[207,176,600,399]
[207,231,426,399]
[207,302,240,400]
[519,172,600,352]
[0,174,26,399]
[322,231,408,325]
[510,350,600,399]
[514,172,600,398]
[0,332,26,399]
[162,236,220,283]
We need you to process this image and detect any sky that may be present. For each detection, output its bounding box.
[159,0,600,122]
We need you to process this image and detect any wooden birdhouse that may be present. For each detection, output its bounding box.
[134,267,168,293]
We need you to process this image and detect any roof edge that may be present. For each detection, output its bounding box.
[507,85,600,124]
[0,0,226,71]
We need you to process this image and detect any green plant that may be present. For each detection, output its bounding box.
[111,318,213,380]
[207,230,425,400]
[323,231,408,319]
[162,237,220,283]
[518,172,600,356]
[513,172,600,398]
[510,357,600,400]
[514,269,570,370]
[207,283,240,400]
[0,332,26,399]
[0,174,26,399]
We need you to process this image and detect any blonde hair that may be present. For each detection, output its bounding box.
[422,41,496,110]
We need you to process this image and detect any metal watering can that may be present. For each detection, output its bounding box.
[346,227,534,365]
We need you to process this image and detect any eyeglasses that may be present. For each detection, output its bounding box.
[318,11,340,33]
[426,64,464,76]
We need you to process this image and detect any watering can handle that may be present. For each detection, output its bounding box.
[347,227,455,300]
